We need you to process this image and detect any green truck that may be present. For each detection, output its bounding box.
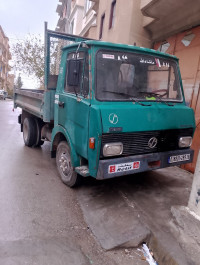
[14,24,195,187]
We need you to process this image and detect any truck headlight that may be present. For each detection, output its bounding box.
[179,137,192,148]
[103,142,123,157]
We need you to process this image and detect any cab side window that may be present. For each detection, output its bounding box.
[65,51,89,97]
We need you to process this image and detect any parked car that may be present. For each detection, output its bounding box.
[0,90,7,100]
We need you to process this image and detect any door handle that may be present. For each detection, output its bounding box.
[58,101,65,108]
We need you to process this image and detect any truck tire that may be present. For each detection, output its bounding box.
[23,117,37,147]
[35,118,44,147]
[56,141,82,187]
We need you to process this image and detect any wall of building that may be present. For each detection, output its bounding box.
[91,0,151,47]
[69,3,84,34]
[154,25,200,173]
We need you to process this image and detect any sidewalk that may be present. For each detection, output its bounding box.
[77,166,199,265]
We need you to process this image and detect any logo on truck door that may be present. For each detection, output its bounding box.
[109,113,118,124]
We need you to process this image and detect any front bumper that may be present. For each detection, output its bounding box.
[96,148,194,180]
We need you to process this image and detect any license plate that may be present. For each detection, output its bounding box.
[108,161,140,174]
[168,154,190,164]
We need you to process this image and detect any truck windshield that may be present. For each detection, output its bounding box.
[96,50,183,102]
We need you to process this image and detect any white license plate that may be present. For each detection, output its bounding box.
[168,154,190,164]
[108,161,140,174]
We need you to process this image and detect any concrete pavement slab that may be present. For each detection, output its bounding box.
[77,167,196,264]
[115,168,196,265]
[77,184,150,250]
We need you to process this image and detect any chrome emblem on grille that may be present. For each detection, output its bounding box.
[148,137,158,149]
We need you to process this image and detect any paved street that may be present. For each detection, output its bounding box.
[0,100,149,264]
[0,100,195,264]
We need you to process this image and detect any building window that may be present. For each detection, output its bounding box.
[181,33,195,47]
[85,0,92,14]
[109,0,116,29]
[70,19,74,34]
[99,13,105,40]
[157,42,170,53]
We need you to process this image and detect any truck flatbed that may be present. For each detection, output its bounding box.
[14,88,55,122]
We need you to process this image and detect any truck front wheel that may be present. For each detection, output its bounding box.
[23,117,37,147]
[56,141,82,188]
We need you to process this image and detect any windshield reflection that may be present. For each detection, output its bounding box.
[96,50,183,102]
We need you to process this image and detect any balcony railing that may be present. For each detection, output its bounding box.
[56,4,63,16]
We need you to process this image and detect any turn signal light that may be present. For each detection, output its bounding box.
[89,137,95,149]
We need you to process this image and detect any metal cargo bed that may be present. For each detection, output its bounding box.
[14,22,92,123]
[14,88,55,122]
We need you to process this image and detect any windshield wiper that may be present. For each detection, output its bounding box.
[103,91,151,106]
[131,98,151,106]
[139,91,174,106]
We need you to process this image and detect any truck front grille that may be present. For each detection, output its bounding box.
[100,128,193,158]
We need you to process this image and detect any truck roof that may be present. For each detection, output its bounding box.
[63,40,178,61]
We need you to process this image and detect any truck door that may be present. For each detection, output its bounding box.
[57,51,90,159]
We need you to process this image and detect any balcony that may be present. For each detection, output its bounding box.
[141,0,200,41]
[56,4,63,16]
[0,72,6,80]
[7,74,15,86]
[90,0,99,12]
[0,55,7,65]
[57,18,67,30]
[79,9,97,36]
[8,52,11,60]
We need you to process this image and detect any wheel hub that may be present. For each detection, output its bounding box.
[59,153,71,175]
[23,122,28,141]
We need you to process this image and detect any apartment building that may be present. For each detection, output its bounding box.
[55,0,97,73]
[55,0,152,46]
[0,26,12,92]
[56,0,97,37]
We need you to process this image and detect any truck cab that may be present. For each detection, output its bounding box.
[52,40,195,186]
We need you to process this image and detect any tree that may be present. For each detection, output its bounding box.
[12,35,45,84]
[15,74,23,89]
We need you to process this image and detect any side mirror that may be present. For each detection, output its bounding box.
[67,59,81,86]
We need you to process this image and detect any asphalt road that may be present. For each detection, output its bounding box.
[0,100,149,264]
[0,100,194,264]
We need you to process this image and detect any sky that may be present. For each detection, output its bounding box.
[0,0,60,88]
